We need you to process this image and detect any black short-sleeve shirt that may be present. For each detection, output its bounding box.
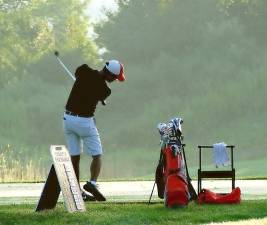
[65,64,111,117]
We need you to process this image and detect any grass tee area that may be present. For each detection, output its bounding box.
[1,200,267,225]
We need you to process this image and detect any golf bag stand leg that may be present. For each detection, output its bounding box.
[182,145,197,200]
[148,181,156,204]
[148,151,164,204]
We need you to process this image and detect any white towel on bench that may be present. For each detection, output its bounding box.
[213,142,229,167]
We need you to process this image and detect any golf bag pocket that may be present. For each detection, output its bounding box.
[163,145,182,176]
[156,163,165,199]
[164,174,189,208]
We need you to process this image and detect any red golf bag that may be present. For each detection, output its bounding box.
[153,118,197,208]
[163,145,189,207]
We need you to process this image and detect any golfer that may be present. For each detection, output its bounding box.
[63,60,125,201]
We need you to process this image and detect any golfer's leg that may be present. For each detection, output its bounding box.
[81,122,103,182]
[82,123,106,201]
[90,155,101,182]
[63,116,81,181]
[64,131,81,182]
[71,155,80,182]
[83,153,106,201]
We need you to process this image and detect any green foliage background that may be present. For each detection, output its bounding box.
[0,0,266,181]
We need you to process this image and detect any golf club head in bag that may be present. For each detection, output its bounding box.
[157,117,183,148]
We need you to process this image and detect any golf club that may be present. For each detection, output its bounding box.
[54,51,76,81]
[54,51,106,105]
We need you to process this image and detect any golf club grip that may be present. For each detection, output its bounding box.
[101,100,106,106]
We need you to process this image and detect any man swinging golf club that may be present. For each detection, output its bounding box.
[62,58,125,201]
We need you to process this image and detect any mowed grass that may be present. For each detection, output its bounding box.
[1,200,267,225]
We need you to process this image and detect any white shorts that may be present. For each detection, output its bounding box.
[63,113,103,156]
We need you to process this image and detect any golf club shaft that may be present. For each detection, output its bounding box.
[55,56,76,81]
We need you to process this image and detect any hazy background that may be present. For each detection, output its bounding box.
[0,0,266,181]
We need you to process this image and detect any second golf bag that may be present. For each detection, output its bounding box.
[156,118,194,207]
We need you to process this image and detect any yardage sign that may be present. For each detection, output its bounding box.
[51,145,85,212]
[36,145,85,212]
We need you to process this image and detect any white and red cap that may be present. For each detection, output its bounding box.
[105,60,125,82]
